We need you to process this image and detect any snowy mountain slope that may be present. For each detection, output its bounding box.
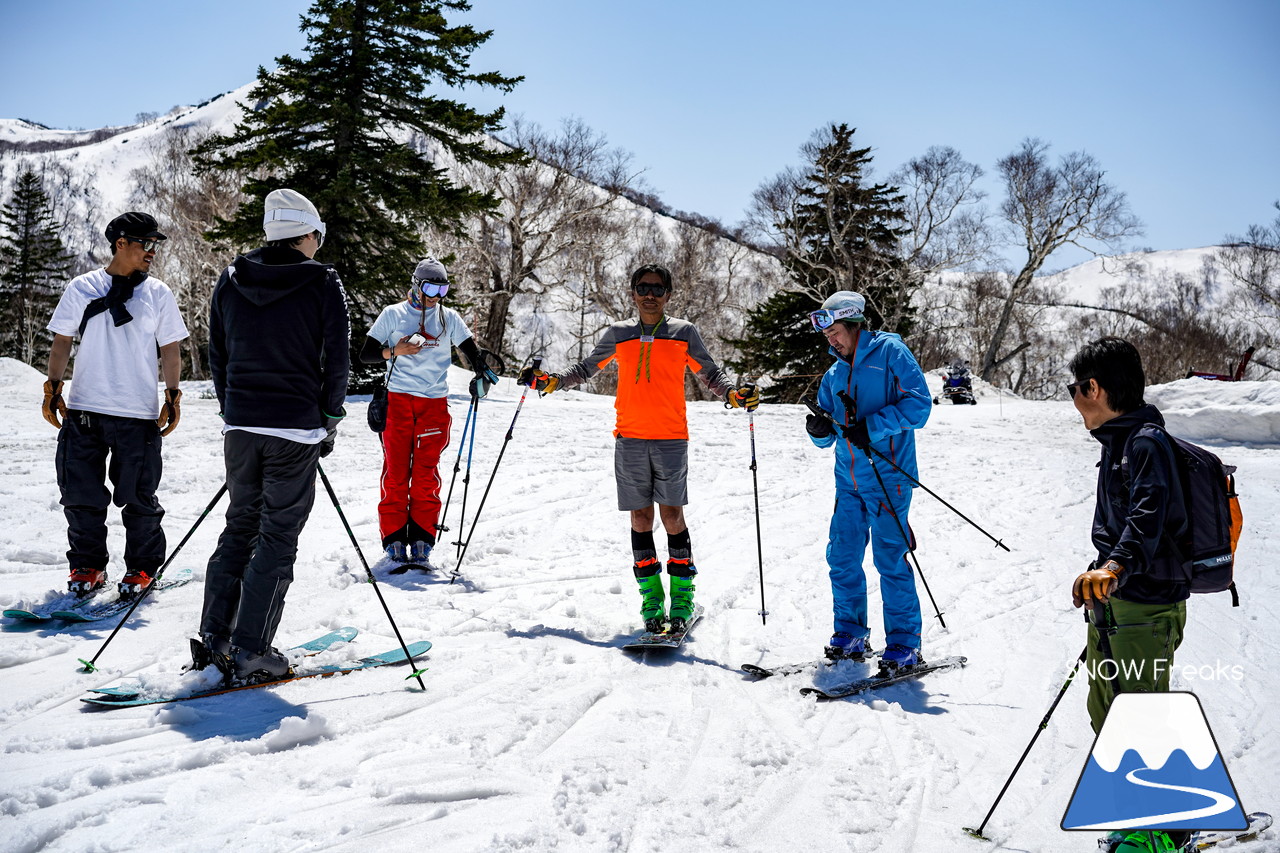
[2,358,1276,852]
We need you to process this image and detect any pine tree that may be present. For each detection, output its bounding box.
[0,169,70,365]
[193,0,525,338]
[731,125,912,402]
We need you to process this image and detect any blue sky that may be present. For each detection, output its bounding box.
[2,0,1277,270]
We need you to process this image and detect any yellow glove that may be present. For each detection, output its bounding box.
[1072,559,1122,608]
[519,367,560,394]
[42,379,67,429]
[725,383,760,411]
[156,388,182,436]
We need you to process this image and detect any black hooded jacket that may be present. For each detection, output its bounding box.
[209,246,350,429]
[1089,403,1191,605]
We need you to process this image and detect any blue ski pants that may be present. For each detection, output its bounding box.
[827,486,921,649]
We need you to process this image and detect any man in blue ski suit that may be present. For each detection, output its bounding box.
[804,291,932,670]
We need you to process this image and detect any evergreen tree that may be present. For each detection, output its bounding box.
[731,125,912,402]
[0,169,70,365]
[193,0,525,350]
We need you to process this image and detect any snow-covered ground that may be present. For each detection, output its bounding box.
[2,357,1276,853]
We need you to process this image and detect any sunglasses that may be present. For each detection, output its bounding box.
[1066,377,1094,399]
[125,236,163,253]
[809,306,863,330]
[413,279,449,298]
[632,283,669,297]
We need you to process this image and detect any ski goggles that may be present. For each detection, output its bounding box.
[809,306,863,330]
[412,279,450,298]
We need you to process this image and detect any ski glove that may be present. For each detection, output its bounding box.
[805,413,833,439]
[470,366,501,399]
[841,418,871,451]
[725,383,760,411]
[42,379,67,429]
[319,425,338,458]
[156,388,182,436]
[518,367,560,395]
[1072,559,1123,608]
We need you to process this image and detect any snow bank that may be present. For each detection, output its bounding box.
[1147,378,1280,446]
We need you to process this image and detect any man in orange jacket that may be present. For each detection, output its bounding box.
[521,264,758,633]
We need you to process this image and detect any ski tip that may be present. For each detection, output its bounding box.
[77,658,97,673]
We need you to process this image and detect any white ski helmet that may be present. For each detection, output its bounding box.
[809,290,865,330]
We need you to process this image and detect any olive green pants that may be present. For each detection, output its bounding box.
[1085,597,1187,734]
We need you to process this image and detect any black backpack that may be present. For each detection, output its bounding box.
[1123,424,1244,605]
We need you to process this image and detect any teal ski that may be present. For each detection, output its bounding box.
[5,568,194,623]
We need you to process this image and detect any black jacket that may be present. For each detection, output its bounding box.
[209,246,350,429]
[1089,404,1191,605]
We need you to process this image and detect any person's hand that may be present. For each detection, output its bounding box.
[805,413,833,438]
[156,388,182,436]
[725,383,760,411]
[471,367,500,399]
[319,425,338,458]
[393,334,425,357]
[519,367,559,394]
[1072,560,1122,608]
[42,379,67,429]
[840,418,871,451]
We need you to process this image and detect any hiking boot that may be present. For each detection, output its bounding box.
[232,646,292,683]
[410,540,433,564]
[881,643,920,671]
[634,557,665,622]
[825,632,872,661]
[68,567,107,597]
[1099,829,1181,852]
[118,569,153,600]
[667,559,697,621]
[385,541,408,562]
[186,634,233,675]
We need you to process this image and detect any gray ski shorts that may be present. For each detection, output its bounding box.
[614,436,689,510]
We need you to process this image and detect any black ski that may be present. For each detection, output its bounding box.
[742,651,881,679]
[1185,811,1272,850]
[800,655,967,699]
[622,605,704,651]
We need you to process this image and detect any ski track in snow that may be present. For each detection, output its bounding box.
[1,362,1276,852]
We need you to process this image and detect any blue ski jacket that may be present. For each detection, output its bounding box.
[810,329,931,493]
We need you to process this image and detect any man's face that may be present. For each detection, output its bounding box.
[822,321,858,358]
[116,236,158,274]
[631,273,670,317]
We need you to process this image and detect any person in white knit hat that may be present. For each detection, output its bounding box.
[194,188,350,684]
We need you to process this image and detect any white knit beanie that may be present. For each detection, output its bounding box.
[263,189,326,241]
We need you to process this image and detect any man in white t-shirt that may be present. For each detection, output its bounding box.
[360,257,497,567]
[43,211,189,598]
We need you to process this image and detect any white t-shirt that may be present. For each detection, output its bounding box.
[368,302,473,398]
[47,269,189,419]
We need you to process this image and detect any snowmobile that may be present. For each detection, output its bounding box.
[934,362,977,405]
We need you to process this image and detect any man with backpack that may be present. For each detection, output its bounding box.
[1068,337,1190,853]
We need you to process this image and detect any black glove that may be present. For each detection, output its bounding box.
[841,418,871,451]
[319,425,338,458]
[805,413,833,439]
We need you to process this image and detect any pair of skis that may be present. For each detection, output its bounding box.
[742,652,967,699]
[82,627,431,709]
[3,568,194,624]
[621,605,705,651]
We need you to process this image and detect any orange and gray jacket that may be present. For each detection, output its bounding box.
[559,316,733,440]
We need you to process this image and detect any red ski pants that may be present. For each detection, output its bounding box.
[379,392,451,543]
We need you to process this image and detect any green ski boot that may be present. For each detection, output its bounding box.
[1100,830,1183,852]
[667,558,697,632]
[634,557,666,633]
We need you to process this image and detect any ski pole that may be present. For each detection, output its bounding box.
[450,357,541,583]
[1091,600,1122,698]
[453,392,480,563]
[834,389,946,629]
[747,405,768,625]
[78,482,229,673]
[963,646,1088,840]
[436,392,477,547]
[317,464,427,689]
[802,395,1009,552]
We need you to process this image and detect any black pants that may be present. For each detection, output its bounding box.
[200,431,321,654]
[55,411,165,574]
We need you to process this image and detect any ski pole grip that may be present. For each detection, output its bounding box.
[532,356,542,371]
[801,395,829,420]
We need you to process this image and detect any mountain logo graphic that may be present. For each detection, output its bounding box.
[1062,692,1249,832]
